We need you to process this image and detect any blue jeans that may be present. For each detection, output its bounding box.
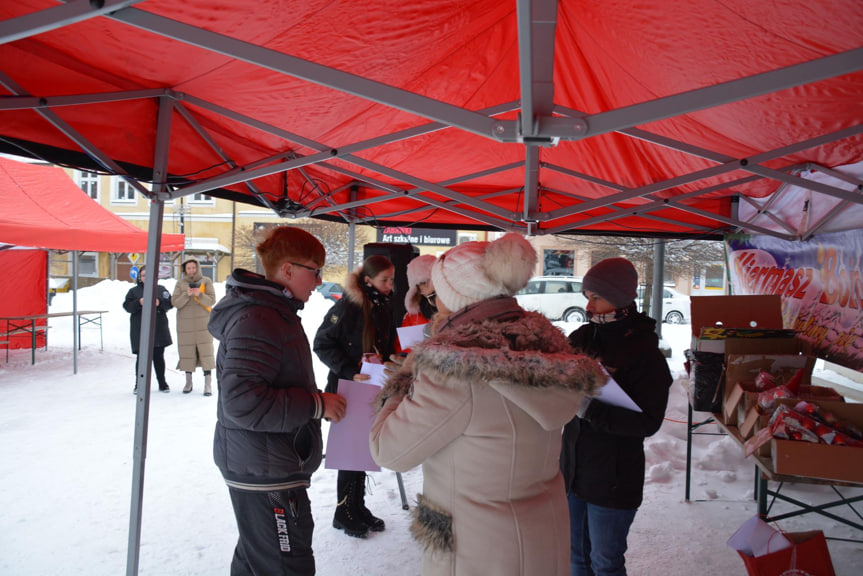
[568,493,637,576]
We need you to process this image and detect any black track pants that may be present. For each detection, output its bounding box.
[228,487,316,576]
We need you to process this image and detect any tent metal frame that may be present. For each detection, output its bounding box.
[2,3,863,575]
[2,0,862,241]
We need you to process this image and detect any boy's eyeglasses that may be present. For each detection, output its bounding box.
[290,261,323,280]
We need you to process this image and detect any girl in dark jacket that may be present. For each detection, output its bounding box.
[123,265,173,393]
[560,258,672,576]
[313,255,397,538]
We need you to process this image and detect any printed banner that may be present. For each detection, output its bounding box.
[726,230,863,372]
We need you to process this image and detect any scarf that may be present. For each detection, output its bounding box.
[588,301,637,324]
[364,283,392,307]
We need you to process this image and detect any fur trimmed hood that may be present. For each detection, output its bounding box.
[341,268,366,306]
[379,297,605,411]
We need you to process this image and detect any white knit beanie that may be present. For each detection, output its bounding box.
[431,233,537,312]
[404,254,437,314]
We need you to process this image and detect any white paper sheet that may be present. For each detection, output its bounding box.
[359,361,386,387]
[727,515,792,557]
[397,323,427,349]
[594,368,642,412]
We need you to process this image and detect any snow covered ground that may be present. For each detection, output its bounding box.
[1,279,861,575]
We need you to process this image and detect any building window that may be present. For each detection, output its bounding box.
[189,192,214,205]
[704,265,725,289]
[76,171,99,200]
[112,176,137,203]
[79,252,98,277]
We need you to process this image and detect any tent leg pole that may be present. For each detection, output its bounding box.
[127,95,173,576]
[73,250,78,374]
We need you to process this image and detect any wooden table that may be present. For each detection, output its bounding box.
[1,310,108,364]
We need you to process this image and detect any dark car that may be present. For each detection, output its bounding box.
[317,281,343,302]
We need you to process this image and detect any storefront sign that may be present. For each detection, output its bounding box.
[726,230,863,371]
[376,227,456,247]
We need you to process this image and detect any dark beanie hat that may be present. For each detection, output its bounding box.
[582,258,638,308]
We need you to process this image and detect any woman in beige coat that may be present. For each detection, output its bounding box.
[172,258,216,395]
[370,234,605,576]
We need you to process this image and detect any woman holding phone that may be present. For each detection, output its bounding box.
[172,257,217,396]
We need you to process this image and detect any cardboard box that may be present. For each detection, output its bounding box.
[690,295,783,351]
[739,394,767,439]
[698,327,797,354]
[687,295,786,417]
[771,400,863,484]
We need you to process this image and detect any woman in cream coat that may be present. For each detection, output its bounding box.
[172,258,217,395]
[370,234,605,576]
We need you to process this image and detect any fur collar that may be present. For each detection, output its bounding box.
[378,299,605,405]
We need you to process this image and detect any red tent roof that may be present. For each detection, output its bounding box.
[0,1,861,239]
[0,157,185,252]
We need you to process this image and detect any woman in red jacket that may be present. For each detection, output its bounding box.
[398,255,438,352]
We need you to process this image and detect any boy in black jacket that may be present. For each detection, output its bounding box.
[208,226,346,576]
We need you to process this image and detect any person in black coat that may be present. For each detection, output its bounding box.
[123,265,174,393]
[313,254,398,539]
[560,258,672,576]
[207,225,346,576]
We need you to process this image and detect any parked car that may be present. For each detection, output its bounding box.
[637,286,691,324]
[515,276,588,323]
[317,281,343,302]
[543,267,574,276]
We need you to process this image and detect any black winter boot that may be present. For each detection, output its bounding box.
[356,473,385,532]
[333,471,369,538]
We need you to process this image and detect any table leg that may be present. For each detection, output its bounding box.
[396,471,409,510]
[686,402,693,501]
[756,468,768,517]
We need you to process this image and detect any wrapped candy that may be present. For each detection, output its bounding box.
[754,369,777,391]
[768,405,820,443]
[756,367,810,413]
[793,401,863,446]
[768,402,863,447]
[784,366,805,396]
[757,385,795,413]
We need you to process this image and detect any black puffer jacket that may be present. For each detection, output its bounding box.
[122,280,173,353]
[313,269,397,394]
[560,310,672,510]
[207,268,324,490]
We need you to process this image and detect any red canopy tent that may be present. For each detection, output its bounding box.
[1,3,861,573]
[0,0,860,240]
[0,156,184,350]
[0,156,185,252]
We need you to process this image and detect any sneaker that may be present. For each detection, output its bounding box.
[159,384,170,393]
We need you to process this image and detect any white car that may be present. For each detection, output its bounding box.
[638,286,691,324]
[516,276,588,323]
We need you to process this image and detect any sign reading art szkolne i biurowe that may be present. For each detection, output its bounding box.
[376,227,457,247]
